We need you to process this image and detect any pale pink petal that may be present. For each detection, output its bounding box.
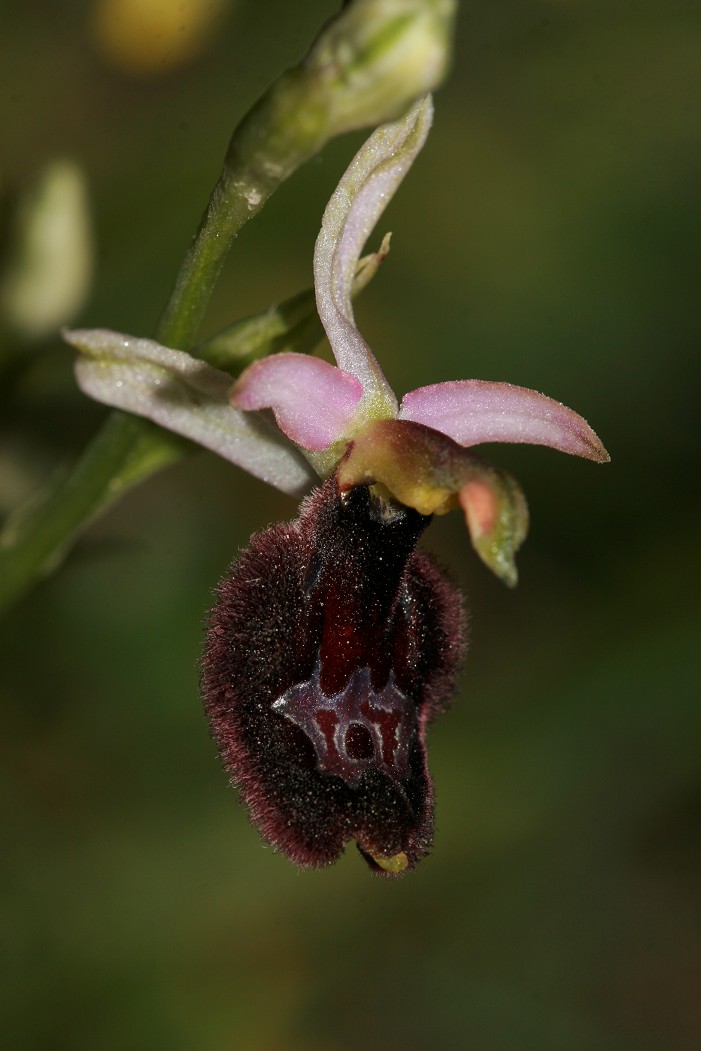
[230,353,363,451]
[314,95,433,414]
[400,380,610,463]
[67,328,316,495]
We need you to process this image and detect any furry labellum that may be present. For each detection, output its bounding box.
[201,477,466,876]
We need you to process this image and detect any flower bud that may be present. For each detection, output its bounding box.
[227,1,454,186]
[307,0,457,134]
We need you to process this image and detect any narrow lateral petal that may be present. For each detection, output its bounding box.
[457,467,529,588]
[400,380,610,462]
[314,95,433,414]
[67,328,316,496]
[230,353,363,451]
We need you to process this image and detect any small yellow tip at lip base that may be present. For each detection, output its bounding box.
[370,850,410,874]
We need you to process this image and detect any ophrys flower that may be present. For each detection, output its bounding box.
[66,95,608,875]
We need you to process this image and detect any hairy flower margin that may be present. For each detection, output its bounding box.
[66,95,608,875]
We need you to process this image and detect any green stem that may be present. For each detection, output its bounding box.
[156,70,326,350]
[0,415,184,614]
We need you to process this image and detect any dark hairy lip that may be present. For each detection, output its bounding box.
[200,475,467,876]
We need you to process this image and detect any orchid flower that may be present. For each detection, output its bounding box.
[66,95,608,877]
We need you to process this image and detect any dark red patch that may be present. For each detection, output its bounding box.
[200,477,466,875]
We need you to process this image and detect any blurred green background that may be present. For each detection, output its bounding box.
[2,2,701,1048]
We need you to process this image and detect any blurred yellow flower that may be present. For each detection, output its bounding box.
[91,0,231,76]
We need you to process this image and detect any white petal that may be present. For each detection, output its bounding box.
[66,328,316,495]
[314,94,433,414]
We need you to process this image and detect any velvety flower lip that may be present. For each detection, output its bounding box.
[201,476,466,876]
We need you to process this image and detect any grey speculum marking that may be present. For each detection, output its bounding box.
[273,664,414,785]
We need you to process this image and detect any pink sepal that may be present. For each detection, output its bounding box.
[400,380,609,462]
[230,353,363,451]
